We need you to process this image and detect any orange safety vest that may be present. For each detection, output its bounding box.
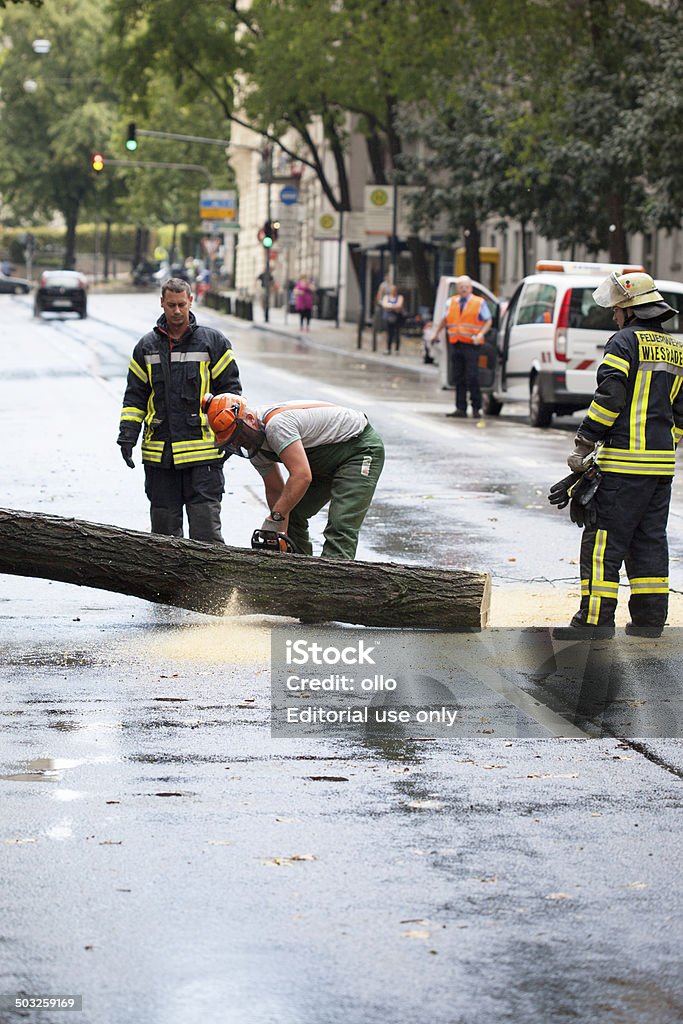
[446,294,487,345]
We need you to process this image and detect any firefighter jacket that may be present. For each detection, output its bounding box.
[578,316,683,476]
[118,312,241,467]
[445,294,487,344]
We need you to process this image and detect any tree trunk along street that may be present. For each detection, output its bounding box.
[0,508,490,629]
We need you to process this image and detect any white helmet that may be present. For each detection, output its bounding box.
[592,271,678,321]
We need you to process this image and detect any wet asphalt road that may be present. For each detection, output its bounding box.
[1,292,682,1024]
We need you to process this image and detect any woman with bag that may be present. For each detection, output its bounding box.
[381,284,404,354]
[294,275,314,331]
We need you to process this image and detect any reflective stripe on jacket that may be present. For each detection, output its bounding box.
[117,312,241,467]
[579,319,683,476]
[445,294,486,344]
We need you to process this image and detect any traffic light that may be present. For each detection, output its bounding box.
[126,123,137,152]
[91,152,104,173]
[262,220,274,248]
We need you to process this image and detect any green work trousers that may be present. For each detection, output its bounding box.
[287,423,385,560]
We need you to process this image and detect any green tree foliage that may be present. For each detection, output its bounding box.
[0,0,119,268]
[398,0,679,269]
[623,0,683,228]
[240,0,465,299]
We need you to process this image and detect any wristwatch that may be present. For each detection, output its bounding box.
[270,511,285,522]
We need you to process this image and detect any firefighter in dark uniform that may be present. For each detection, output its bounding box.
[555,271,683,639]
[117,277,241,542]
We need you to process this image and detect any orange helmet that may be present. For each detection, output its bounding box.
[202,393,247,445]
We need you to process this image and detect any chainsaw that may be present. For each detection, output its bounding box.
[251,529,299,553]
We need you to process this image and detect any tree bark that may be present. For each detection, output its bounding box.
[0,509,490,631]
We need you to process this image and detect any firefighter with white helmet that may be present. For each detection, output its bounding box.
[554,270,683,639]
[203,394,385,560]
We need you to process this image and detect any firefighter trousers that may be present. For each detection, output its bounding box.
[286,424,385,560]
[573,474,672,628]
[144,463,225,543]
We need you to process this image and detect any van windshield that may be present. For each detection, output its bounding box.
[569,287,682,334]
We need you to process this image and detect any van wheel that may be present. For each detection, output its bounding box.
[529,377,553,427]
[482,394,503,417]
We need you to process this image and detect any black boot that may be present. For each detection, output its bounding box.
[552,616,615,640]
[625,623,663,638]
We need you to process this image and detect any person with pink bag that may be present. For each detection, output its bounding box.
[294,275,314,331]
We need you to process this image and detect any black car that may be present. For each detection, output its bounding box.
[34,270,87,318]
[132,259,162,287]
[0,273,31,295]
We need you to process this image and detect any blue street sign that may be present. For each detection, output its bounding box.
[280,186,299,206]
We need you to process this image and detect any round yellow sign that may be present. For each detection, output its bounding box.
[319,214,335,230]
[370,189,389,207]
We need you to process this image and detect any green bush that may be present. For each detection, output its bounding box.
[0,224,155,267]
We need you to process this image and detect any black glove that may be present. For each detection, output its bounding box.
[548,472,582,510]
[119,443,135,469]
[568,465,603,529]
[569,498,598,528]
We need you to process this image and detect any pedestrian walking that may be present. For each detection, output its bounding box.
[117,277,241,542]
[381,285,404,354]
[203,394,385,560]
[195,265,211,303]
[554,270,683,639]
[294,275,314,331]
[431,276,492,417]
[375,273,391,317]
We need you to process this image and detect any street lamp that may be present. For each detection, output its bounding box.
[25,38,50,92]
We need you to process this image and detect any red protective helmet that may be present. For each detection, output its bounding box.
[202,393,247,445]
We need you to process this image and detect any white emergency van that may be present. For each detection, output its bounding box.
[486,260,683,426]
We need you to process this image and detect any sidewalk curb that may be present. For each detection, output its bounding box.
[216,312,440,379]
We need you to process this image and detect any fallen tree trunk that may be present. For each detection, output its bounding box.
[0,509,490,630]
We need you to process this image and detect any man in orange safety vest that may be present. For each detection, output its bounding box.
[431,276,492,418]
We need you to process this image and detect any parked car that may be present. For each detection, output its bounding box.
[34,270,88,318]
[0,272,31,295]
[132,259,162,287]
[431,276,502,394]
[488,260,683,426]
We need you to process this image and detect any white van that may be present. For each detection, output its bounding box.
[487,260,683,426]
[431,276,501,392]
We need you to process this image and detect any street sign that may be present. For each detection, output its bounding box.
[363,185,416,237]
[280,185,299,206]
[199,189,237,221]
[201,219,239,234]
[275,226,298,250]
[313,211,340,241]
[364,185,393,234]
